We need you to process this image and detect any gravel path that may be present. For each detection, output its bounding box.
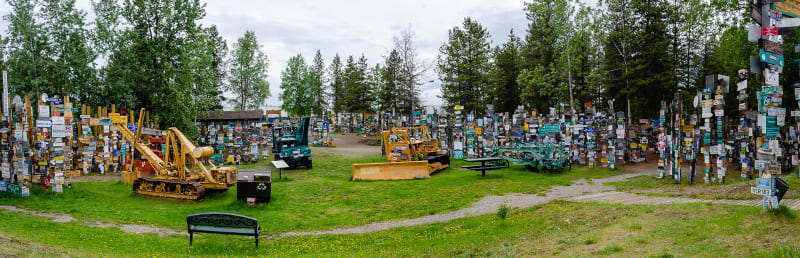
[570,191,800,209]
[277,171,655,238]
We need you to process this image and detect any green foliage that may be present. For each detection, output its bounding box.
[308,50,327,116]
[90,0,213,133]
[437,17,492,114]
[329,54,345,113]
[596,245,623,255]
[342,55,374,113]
[497,203,510,219]
[767,205,797,220]
[279,54,311,117]
[490,30,523,114]
[377,49,402,113]
[518,0,574,112]
[227,30,271,111]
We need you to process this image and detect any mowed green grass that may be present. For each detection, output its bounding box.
[0,154,620,233]
[608,173,800,200]
[1,201,799,257]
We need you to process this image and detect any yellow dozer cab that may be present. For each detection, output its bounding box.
[352,127,449,180]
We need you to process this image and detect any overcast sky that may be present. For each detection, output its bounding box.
[0,0,597,110]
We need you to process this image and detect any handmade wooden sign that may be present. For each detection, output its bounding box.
[760,39,784,55]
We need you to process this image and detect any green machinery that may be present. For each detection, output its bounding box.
[271,117,312,168]
[488,143,571,172]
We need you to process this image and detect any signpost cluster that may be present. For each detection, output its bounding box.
[748,0,799,209]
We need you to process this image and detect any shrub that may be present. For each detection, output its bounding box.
[497,204,510,219]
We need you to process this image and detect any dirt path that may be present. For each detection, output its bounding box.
[311,133,381,159]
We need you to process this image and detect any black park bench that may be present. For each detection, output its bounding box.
[187,212,261,247]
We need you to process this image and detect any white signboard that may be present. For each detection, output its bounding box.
[51,116,65,125]
[764,69,780,86]
[751,187,773,196]
[35,119,51,128]
[52,124,67,138]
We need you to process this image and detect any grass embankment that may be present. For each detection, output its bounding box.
[608,174,800,200]
[1,201,798,257]
[0,155,620,234]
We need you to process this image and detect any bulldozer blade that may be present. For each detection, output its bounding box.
[352,161,432,180]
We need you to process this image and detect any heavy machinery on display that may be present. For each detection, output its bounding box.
[352,127,450,180]
[119,108,237,201]
[487,143,571,172]
[271,117,312,168]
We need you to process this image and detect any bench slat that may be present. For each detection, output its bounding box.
[467,166,506,171]
[190,226,259,236]
[187,212,258,228]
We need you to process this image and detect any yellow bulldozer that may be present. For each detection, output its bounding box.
[119,108,236,201]
[352,126,449,180]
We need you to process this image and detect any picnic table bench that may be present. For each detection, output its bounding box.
[463,157,509,176]
[187,212,261,247]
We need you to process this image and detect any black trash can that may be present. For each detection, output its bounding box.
[237,171,272,204]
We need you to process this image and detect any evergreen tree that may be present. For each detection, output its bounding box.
[279,54,311,117]
[369,63,386,112]
[490,30,523,114]
[329,54,345,113]
[378,50,402,114]
[342,55,373,113]
[308,50,327,116]
[437,17,492,114]
[518,0,574,111]
[227,30,271,111]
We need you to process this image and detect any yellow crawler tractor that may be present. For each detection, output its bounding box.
[118,109,236,201]
[352,127,449,180]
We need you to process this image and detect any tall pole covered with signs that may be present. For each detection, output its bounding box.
[749,0,794,210]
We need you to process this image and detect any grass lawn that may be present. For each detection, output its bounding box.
[1,201,798,257]
[608,173,800,200]
[0,154,621,234]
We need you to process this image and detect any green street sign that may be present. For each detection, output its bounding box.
[766,116,779,137]
[760,49,784,67]
[762,86,778,95]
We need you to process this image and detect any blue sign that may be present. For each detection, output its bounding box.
[46,97,63,104]
[267,117,275,122]
[384,113,390,118]
[586,127,595,133]
[757,178,773,188]
[653,120,660,126]
[323,122,329,129]
[127,124,138,132]
[467,114,475,122]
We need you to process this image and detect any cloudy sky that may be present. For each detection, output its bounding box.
[0,0,596,110]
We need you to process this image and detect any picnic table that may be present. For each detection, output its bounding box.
[463,157,509,176]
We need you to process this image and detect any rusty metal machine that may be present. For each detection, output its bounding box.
[118,108,236,201]
[352,127,449,180]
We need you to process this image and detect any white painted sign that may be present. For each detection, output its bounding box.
[765,69,780,86]
[751,187,773,196]
[35,119,51,128]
